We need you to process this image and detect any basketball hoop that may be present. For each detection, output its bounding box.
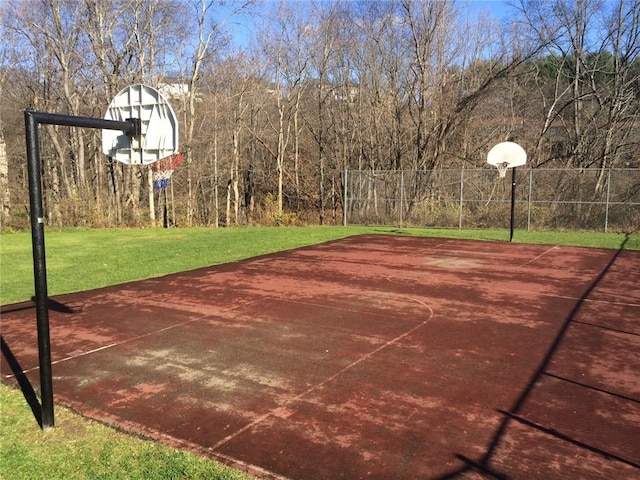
[487,142,527,178]
[496,162,509,178]
[486,141,528,243]
[152,152,184,190]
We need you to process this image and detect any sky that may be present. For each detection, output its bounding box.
[465,0,512,18]
[227,0,514,51]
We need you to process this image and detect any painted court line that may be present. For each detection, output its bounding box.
[5,301,260,379]
[210,297,434,451]
[517,245,560,267]
[3,343,117,378]
[498,287,640,308]
[276,297,408,318]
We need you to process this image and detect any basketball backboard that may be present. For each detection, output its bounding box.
[487,142,527,177]
[102,84,178,165]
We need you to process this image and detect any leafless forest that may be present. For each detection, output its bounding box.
[0,0,638,229]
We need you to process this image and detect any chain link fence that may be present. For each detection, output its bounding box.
[343,168,640,232]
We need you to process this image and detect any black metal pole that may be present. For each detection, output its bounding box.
[25,112,55,429]
[23,110,139,429]
[509,166,517,242]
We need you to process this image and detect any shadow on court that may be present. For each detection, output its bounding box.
[437,234,639,479]
[2,235,639,479]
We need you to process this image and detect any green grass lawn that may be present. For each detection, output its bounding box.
[0,383,251,480]
[2,226,637,305]
[1,225,638,479]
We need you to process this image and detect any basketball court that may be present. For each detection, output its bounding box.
[2,234,639,479]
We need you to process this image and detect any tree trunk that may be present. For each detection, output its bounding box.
[148,166,156,227]
[0,133,9,225]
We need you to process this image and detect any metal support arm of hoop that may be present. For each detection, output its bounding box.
[26,111,141,138]
[24,110,141,430]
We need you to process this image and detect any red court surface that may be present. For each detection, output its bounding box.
[2,234,639,479]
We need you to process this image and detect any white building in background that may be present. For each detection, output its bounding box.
[158,83,189,99]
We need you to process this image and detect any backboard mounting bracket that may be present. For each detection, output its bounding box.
[103,84,178,165]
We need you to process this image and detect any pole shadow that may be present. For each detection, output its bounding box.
[35,296,76,314]
[1,336,43,428]
[1,297,76,315]
[1,297,75,428]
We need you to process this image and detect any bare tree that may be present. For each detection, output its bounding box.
[4,0,84,224]
[300,1,348,224]
[517,0,639,177]
[0,10,11,226]
[1,0,635,229]
[0,127,7,226]
[253,0,315,218]
[179,0,254,226]
[593,0,640,190]
[86,0,142,225]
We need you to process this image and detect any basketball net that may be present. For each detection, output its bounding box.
[151,152,185,190]
[496,162,509,178]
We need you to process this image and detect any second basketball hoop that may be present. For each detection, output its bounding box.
[487,141,527,177]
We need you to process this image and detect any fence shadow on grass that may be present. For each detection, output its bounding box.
[435,233,638,479]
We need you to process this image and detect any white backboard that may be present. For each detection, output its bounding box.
[102,84,178,165]
[487,142,527,168]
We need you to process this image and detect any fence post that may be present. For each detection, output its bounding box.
[399,170,404,228]
[509,167,517,242]
[343,169,348,226]
[527,169,533,231]
[604,168,611,233]
[459,169,464,229]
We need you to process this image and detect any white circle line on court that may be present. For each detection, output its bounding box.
[210,297,435,451]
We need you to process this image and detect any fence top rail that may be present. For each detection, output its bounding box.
[346,168,640,174]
